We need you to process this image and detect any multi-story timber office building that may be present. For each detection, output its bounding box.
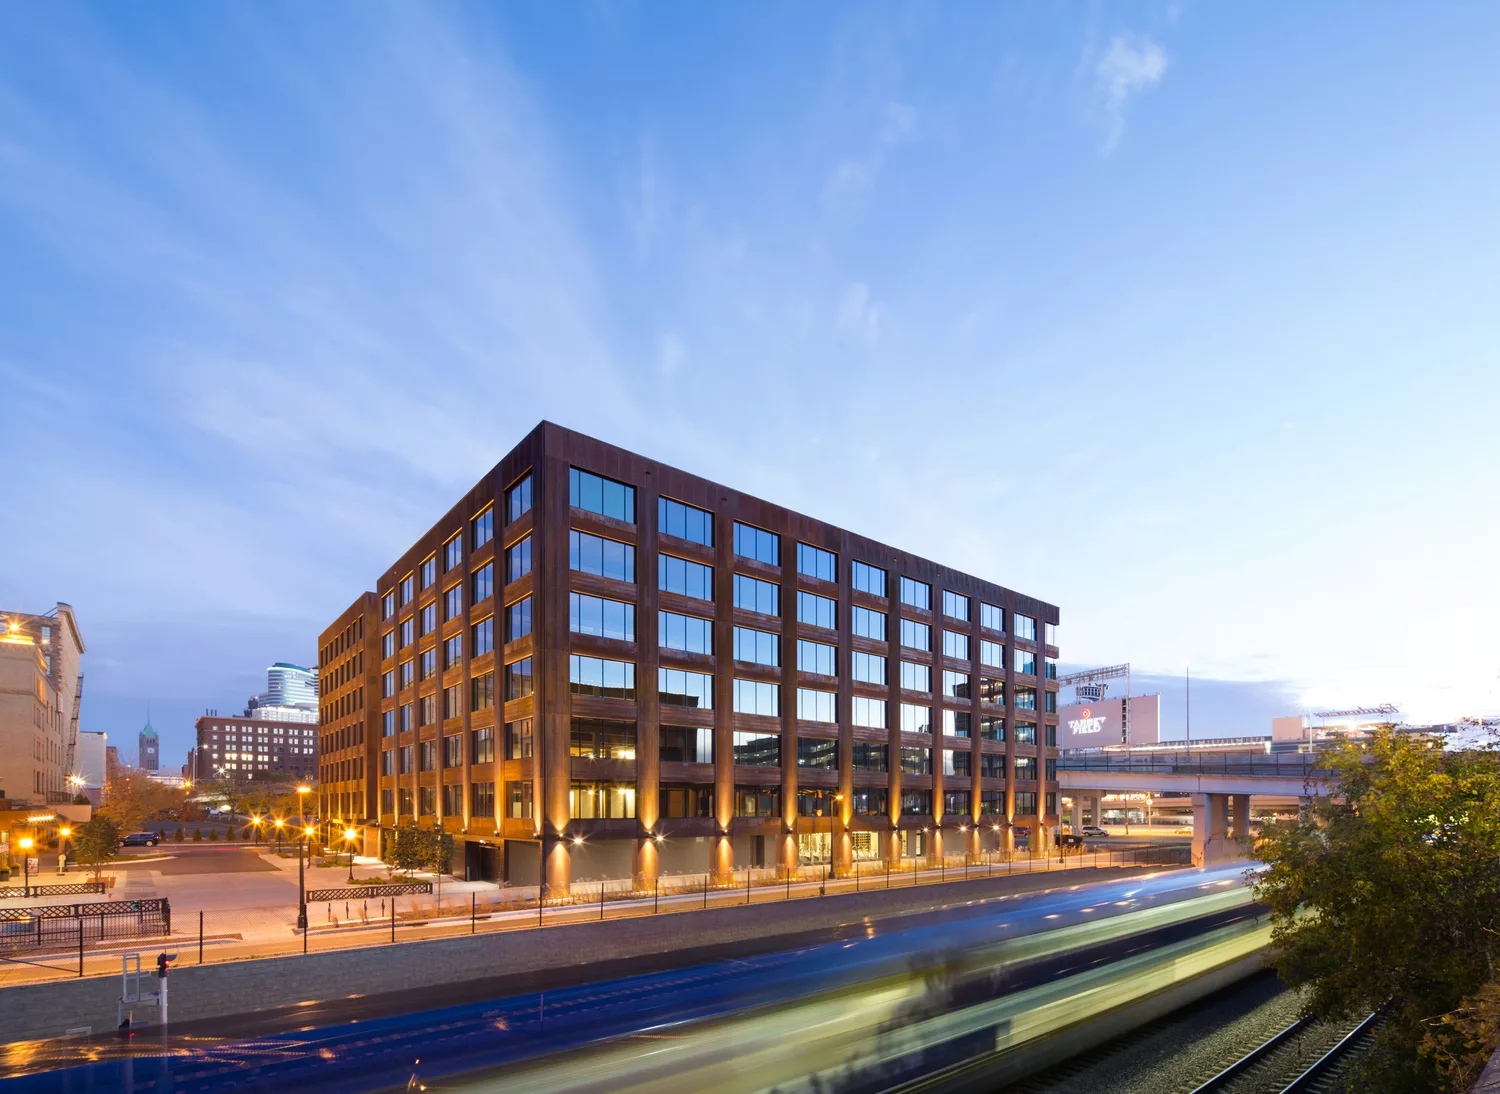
[317,422,1061,894]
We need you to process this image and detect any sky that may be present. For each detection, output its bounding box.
[2,2,1498,769]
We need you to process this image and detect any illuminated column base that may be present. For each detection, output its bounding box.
[881,828,901,867]
[711,834,735,885]
[832,831,853,878]
[633,837,660,892]
[777,831,798,879]
[1069,795,1082,834]
[543,839,571,901]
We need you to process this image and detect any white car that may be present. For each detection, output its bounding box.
[1081,825,1109,837]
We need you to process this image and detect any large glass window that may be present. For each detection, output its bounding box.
[471,508,493,551]
[472,563,493,605]
[571,531,636,582]
[980,716,1004,741]
[506,536,532,583]
[900,661,931,693]
[1014,649,1037,676]
[944,630,970,661]
[851,561,887,598]
[420,556,437,590]
[943,710,971,738]
[901,790,933,816]
[471,671,494,712]
[796,688,836,723]
[735,785,780,817]
[569,655,636,700]
[506,475,532,524]
[797,639,836,676]
[1013,613,1037,641]
[1015,756,1037,780]
[443,733,463,768]
[944,790,971,815]
[1046,658,1058,681]
[900,703,932,734]
[851,651,886,685]
[733,732,780,767]
[734,574,780,616]
[851,606,887,642]
[661,784,715,818]
[1014,686,1037,711]
[658,497,713,545]
[980,640,1004,669]
[471,617,494,657]
[570,782,636,819]
[506,596,533,642]
[854,787,889,815]
[445,584,463,621]
[980,602,1004,633]
[900,618,931,651]
[659,553,713,600]
[942,591,970,621]
[734,626,780,666]
[444,535,463,572]
[734,678,781,717]
[851,695,887,728]
[944,749,971,777]
[419,648,436,681]
[943,670,972,700]
[382,592,395,620]
[660,667,714,709]
[1045,622,1057,646]
[1015,721,1037,744]
[733,521,780,566]
[899,577,931,611]
[797,591,836,629]
[570,592,636,641]
[796,543,836,582]
[400,574,415,605]
[659,610,713,654]
[506,718,533,758]
[570,718,637,760]
[660,725,714,764]
[508,781,533,819]
[400,619,414,648]
[980,791,1005,816]
[797,737,838,770]
[900,747,931,775]
[852,743,888,772]
[471,782,495,817]
[979,676,1005,705]
[505,657,533,700]
[570,468,635,522]
[980,752,1004,778]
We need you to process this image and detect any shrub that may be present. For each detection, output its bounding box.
[192,828,202,841]
[174,826,185,842]
[207,827,218,842]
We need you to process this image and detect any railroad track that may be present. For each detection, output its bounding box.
[1190,1009,1382,1094]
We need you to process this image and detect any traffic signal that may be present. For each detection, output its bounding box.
[156,952,177,979]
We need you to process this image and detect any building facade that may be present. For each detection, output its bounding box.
[0,603,85,799]
[317,423,1061,895]
[0,621,66,804]
[138,718,159,771]
[247,662,319,723]
[192,715,318,784]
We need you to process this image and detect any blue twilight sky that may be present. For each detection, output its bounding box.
[2,3,1498,769]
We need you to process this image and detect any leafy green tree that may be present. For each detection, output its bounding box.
[72,817,121,882]
[98,770,182,835]
[1253,729,1500,1091]
[385,822,425,876]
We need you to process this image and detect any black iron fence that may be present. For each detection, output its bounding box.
[0,898,171,950]
[0,880,113,900]
[306,882,433,902]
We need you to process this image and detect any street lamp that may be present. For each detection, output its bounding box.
[296,825,314,931]
[58,827,71,874]
[18,836,33,893]
[344,827,357,883]
[250,814,262,844]
[274,817,285,850]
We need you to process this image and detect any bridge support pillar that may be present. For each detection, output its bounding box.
[1230,794,1252,841]
[1069,795,1082,834]
[1191,793,1237,867]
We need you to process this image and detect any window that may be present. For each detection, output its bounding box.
[1014,613,1037,642]
[943,710,971,738]
[735,785,780,817]
[1015,756,1037,780]
[382,631,395,659]
[659,553,713,600]
[506,475,532,523]
[943,630,969,661]
[471,671,494,711]
[900,704,931,735]
[981,602,1004,633]
[900,618,931,652]
[980,716,1004,742]
[1014,686,1037,711]
[899,577,931,611]
[444,535,462,573]
[735,574,780,616]
[382,671,395,699]
[851,560,887,598]
[797,639,836,676]
[733,732,780,767]
[979,676,1005,705]
[981,791,1005,816]
[472,617,494,657]
[852,743,888,772]
[847,651,884,686]
[445,585,463,622]
[943,790,971,816]
[418,604,436,637]
[944,750,971,777]
[1045,658,1058,681]
[443,733,463,768]
[1046,758,1057,780]
[980,640,1004,669]
[901,790,933,816]
[901,747,932,775]
[735,678,781,717]
[419,648,436,681]
[399,746,414,774]
[797,543,836,582]
[1015,721,1037,745]
[943,670,972,700]
[942,591,969,621]
[659,610,713,654]
[570,468,635,522]
[400,619,414,648]
[572,531,636,582]
[659,497,713,545]
[1014,649,1037,676]
[1045,622,1057,647]
[420,556,437,590]
[660,667,714,709]
[570,718,637,760]
[400,704,412,732]
[854,788,889,815]
[506,657,533,700]
[381,749,395,776]
[472,563,493,604]
[851,696,887,728]
[570,782,637,819]
[796,688,835,723]
[900,661,931,694]
[419,695,437,727]
[570,592,635,641]
[980,752,1005,778]
[570,655,636,700]
[661,784,715,818]
[382,710,395,737]
[400,575,415,605]
[797,591,836,629]
[507,536,532,583]
[508,781,533,819]
[797,737,838,770]
[472,725,495,763]
[851,606,887,642]
[443,684,463,720]
[1045,691,1057,713]
[472,508,493,550]
[382,592,395,620]
[399,660,414,690]
[1047,724,1057,747]
[660,725,714,764]
[733,626,779,666]
[506,719,533,758]
[471,782,495,817]
[733,521,779,565]
[443,634,462,670]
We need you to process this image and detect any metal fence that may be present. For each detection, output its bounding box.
[0,898,171,951]
[306,882,433,902]
[0,880,113,900]
[1060,753,1327,776]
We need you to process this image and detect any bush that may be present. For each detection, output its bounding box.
[192,828,203,841]
[207,827,218,842]
[174,826,184,842]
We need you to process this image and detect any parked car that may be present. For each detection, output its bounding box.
[122,832,160,847]
[1081,825,1109,837]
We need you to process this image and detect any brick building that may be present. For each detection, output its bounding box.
[191,715,318,784]
[317,422,1060,894]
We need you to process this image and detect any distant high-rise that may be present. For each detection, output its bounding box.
[245,663,319,724]
[138,717,159,771]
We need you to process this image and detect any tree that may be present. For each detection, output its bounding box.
[72,817,120,882]
[386,822,426,876]
[98,769,182,835]
[71,792,90,805]
[173,826,184,842]
[1253,729,1500,1092]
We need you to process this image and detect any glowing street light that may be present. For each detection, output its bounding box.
[17,836,33,893]
[344,827,358,883]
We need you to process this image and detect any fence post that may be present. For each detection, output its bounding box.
[745,867,750,906]
[78,917,84,977]
[654,881,659,914]
[162,897,172,938]
[199,911,204,965]
[600,882,605,922]
[471,893,476,935]
[392,897,397,943]
[786,869,790,901]
[703,874,708,909]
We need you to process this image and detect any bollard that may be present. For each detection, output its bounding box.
[654,881,659,914]
[471,893,476,934]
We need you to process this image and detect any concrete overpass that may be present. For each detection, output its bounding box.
[1059,752,1327,866]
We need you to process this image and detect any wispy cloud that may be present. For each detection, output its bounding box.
[822,100,919,214]
[836,281,882,344]
[1094,34,1168,152]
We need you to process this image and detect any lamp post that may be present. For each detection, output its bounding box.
[58,826,71,874]
[275,817,285,851]
[344,828,357,884]
[18,836,33,894]
[297,825,313,931]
